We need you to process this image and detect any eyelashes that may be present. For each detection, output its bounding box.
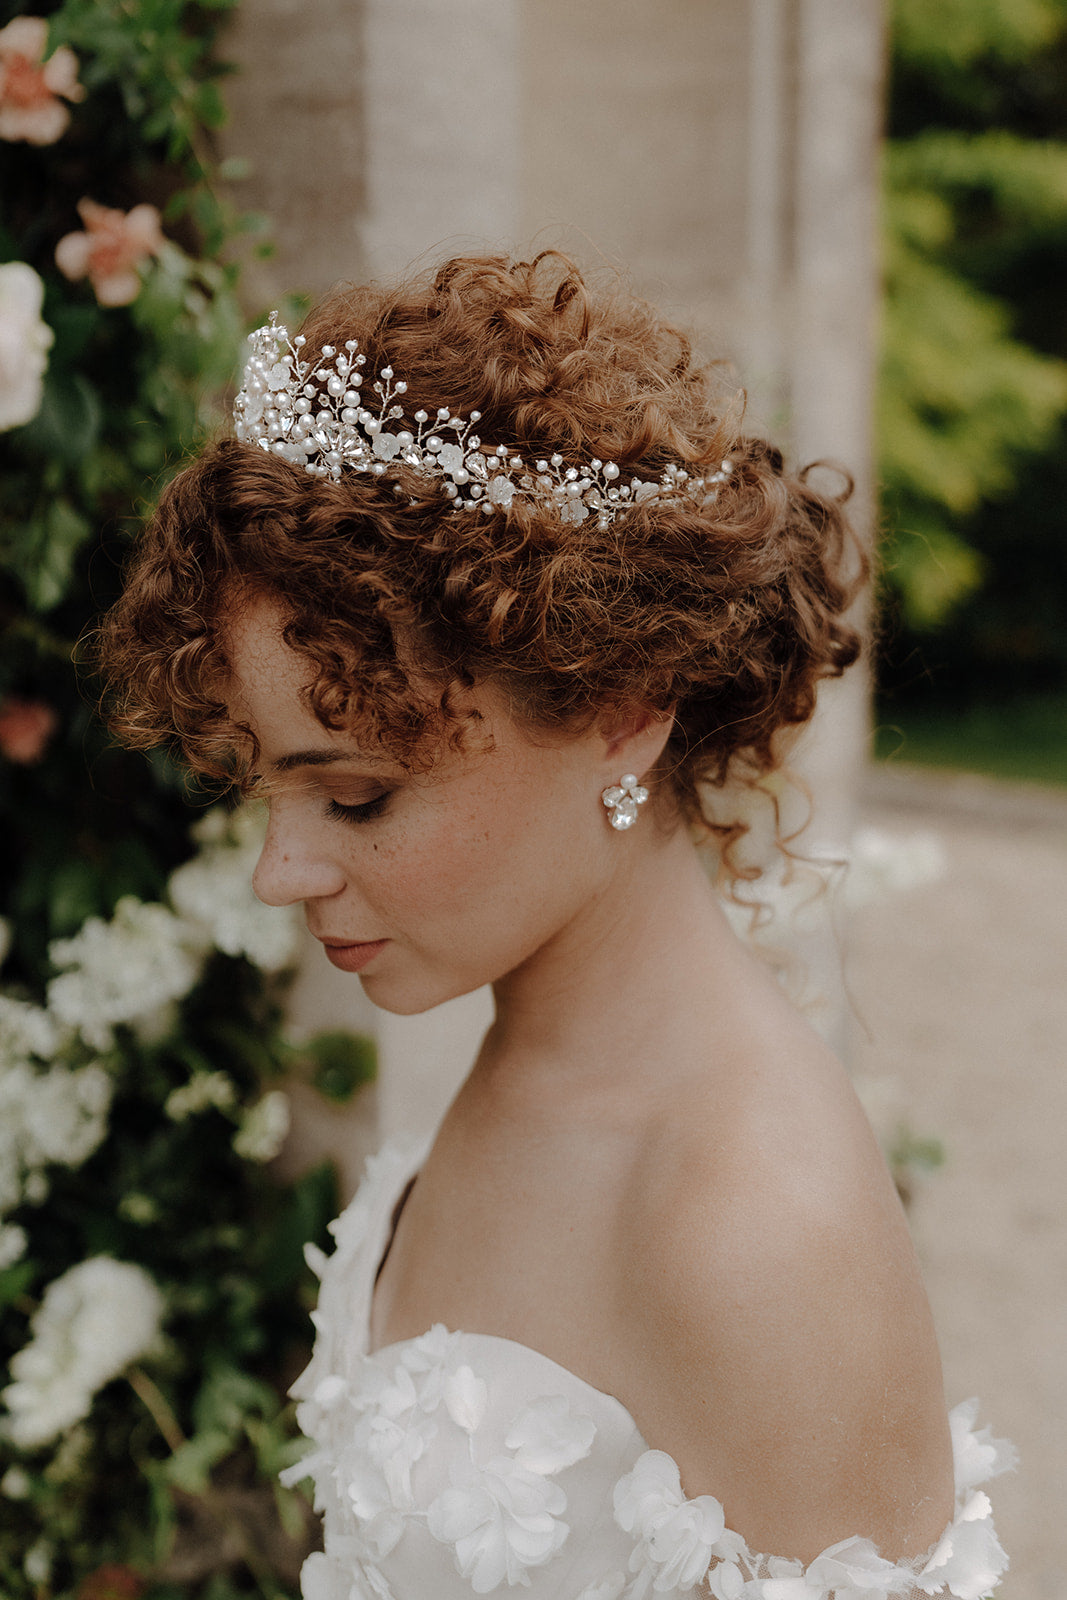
[325,793,391,826]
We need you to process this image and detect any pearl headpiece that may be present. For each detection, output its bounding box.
[233,315,731,528]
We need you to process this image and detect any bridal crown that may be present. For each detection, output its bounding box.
[233,315,731,530]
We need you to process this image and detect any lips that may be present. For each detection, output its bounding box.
[316,937,389,974]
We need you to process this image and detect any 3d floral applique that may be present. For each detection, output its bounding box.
[282,1151,1013,1600]
[505,1393,598,1473]
[613,1450,742,1596]
[574,1575,629,1600]
[758,1539,918,1600]
[426,1452,571,1593]
[424,1387,599,1592]
[444,1364,489,1435]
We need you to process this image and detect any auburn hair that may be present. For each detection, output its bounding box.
[100,251,865,837]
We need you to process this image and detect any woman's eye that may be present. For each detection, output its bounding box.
[325,793,390,825]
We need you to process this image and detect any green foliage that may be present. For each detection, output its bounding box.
[0,5,373,1597]
[298,1030,378,1106]
[879,0,1067,696]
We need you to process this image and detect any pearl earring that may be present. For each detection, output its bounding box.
[601,774,649,831]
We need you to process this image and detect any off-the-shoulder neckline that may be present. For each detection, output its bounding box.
[310,1137,1011,1595]
[361,1138,645,1429]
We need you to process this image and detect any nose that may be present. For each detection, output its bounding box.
[252,813,347,907]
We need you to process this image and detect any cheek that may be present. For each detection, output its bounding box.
[365,781,596,927]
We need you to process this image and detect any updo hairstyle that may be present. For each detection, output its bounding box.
[101,252,865,835]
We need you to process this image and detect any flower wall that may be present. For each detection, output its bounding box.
[0,5,373,1596]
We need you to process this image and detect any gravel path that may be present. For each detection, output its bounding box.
[850,767,1067,1600]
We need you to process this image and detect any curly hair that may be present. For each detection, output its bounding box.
[100,251,865,835]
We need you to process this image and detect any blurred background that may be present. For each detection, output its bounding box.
[0,1,1063,1597]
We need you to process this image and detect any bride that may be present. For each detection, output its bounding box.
[103,252,1010,1599]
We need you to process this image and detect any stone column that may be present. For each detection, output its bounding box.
[783,0,885,1047]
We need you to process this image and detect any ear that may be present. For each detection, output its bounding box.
[599,705,675,779]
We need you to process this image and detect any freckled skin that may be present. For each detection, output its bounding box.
[226,597,673,1018]
[227,595,954,1564]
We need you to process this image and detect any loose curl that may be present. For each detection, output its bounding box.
[100,251,865,841]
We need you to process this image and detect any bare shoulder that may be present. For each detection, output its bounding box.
[615,1032,954,1565]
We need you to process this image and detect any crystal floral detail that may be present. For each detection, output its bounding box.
[0,17,84,147]
[601,774,649,831]
[233,316,732,529]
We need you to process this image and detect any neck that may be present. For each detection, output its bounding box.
[474,819,764,1107]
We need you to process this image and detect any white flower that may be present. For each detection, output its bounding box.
[0,1222,27,1269]
[505,1393,597,1473]
[0,1464,31,1498]
[0,995,59,1067]
[19,1062,110,1165]
[949,1398,1017,1496]
[427,1452,570,1593]
[614,1449,729,1593]
[298,1551,355,1600]
[0,262,52,431]
[48,896,203,1050]
[1,1256,164,1450]
[575,1576,628,1600]
[761,1537,916,1600]
[444,1364,487,1434]
[917,1505,1009,1600]
[23,1538,52,1586]
[233,1089,290,1162]
[0,1056,111,1218]
[168,803,300,972]
[164,1069,236,1121]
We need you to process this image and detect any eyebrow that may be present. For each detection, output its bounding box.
[270,749,379,774]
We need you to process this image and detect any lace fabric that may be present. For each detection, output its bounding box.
[282,1141,1014,1600]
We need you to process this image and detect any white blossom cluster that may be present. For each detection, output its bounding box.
[42,804,299,1055]
[169,803,301,972]
[233,1089,291,1163]
[0,804,300,1270]
[0,1256,164,1450]
[0,998,111,1267]
[47,895,203,1052]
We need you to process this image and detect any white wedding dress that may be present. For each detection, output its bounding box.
[282,1140,1012,1600]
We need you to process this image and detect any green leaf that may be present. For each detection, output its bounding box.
[303,1030,377,1104]
[881,517,986,629]
[163,1428,232,1493]
[0,1259,35,1310]
[6,498,94,613]
[16,372,103,467]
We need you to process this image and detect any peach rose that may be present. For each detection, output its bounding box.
[0,697,58,764]
[0,17,84,146]
[55,199,165,308]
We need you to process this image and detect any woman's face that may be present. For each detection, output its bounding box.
[225,597,646,1015]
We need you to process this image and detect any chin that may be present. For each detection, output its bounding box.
[356,969,486,1018]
